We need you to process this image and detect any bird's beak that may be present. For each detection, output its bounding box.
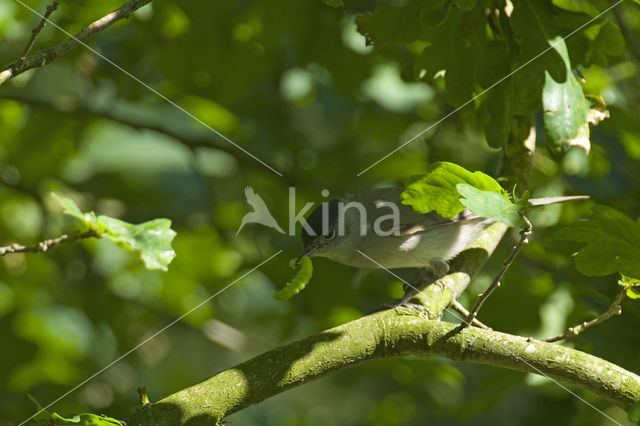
[297,242,321,265]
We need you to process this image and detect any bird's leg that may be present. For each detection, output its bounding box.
[370,260,449,316]
[400,260,449,304]
[400,267,437,303]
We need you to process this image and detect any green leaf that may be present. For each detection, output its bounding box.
[49,412,124,425]
[54,194,107,234]
[452,0,476,11]
[619,274,640,300]
[542,37,609,154]
[477,41,513,148]
[588,20,624,66]
[356,1,423,46]
[415,7,486,106]
[54,194,176,271]
[98,217,177,272]
[28,394,123,425]
[556,205,640,279]
[457,184,527,228]
[401,162,504,218]
[509,0,566,114]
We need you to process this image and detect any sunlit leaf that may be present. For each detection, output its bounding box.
[29,394,123,425]
[619,274,640,300]
[457,184,527,228]
[54,194,176,271]
[401,162,504,218]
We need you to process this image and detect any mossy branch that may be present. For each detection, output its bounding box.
[127,308,640,425]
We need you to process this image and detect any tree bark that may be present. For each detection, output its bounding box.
[128,308,640,425]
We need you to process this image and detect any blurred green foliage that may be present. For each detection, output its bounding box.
[0,0,639,425]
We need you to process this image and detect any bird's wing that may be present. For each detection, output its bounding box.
[394,209,483,235]
[362,187,483,235]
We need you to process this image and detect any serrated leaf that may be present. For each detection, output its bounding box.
[556,205,640,279]
[54,194,176,271]
[401,162,503,218]
[457,184,527,228]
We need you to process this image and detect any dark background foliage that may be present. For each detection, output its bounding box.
[0,0,639,424]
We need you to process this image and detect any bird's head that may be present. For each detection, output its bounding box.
[298,199,344,263]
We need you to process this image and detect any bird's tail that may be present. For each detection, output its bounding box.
[528,195,589,206]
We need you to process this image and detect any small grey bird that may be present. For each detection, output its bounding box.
[299,187,587,299]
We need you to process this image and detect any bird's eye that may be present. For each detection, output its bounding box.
[326,230,336,240]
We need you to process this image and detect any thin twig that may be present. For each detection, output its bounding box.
[0,230,97,256]
[0,0,152,86]
[464,214,533,327]
[544,287,627,343]
[450,300,492,329]
[20,1,59,59]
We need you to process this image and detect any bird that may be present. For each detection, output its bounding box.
[236,186,285,235]
[298,187,587,301]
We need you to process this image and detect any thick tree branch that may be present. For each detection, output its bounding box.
[0,230,96,256]
[127,309,640,425]
[0,0,151,86]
